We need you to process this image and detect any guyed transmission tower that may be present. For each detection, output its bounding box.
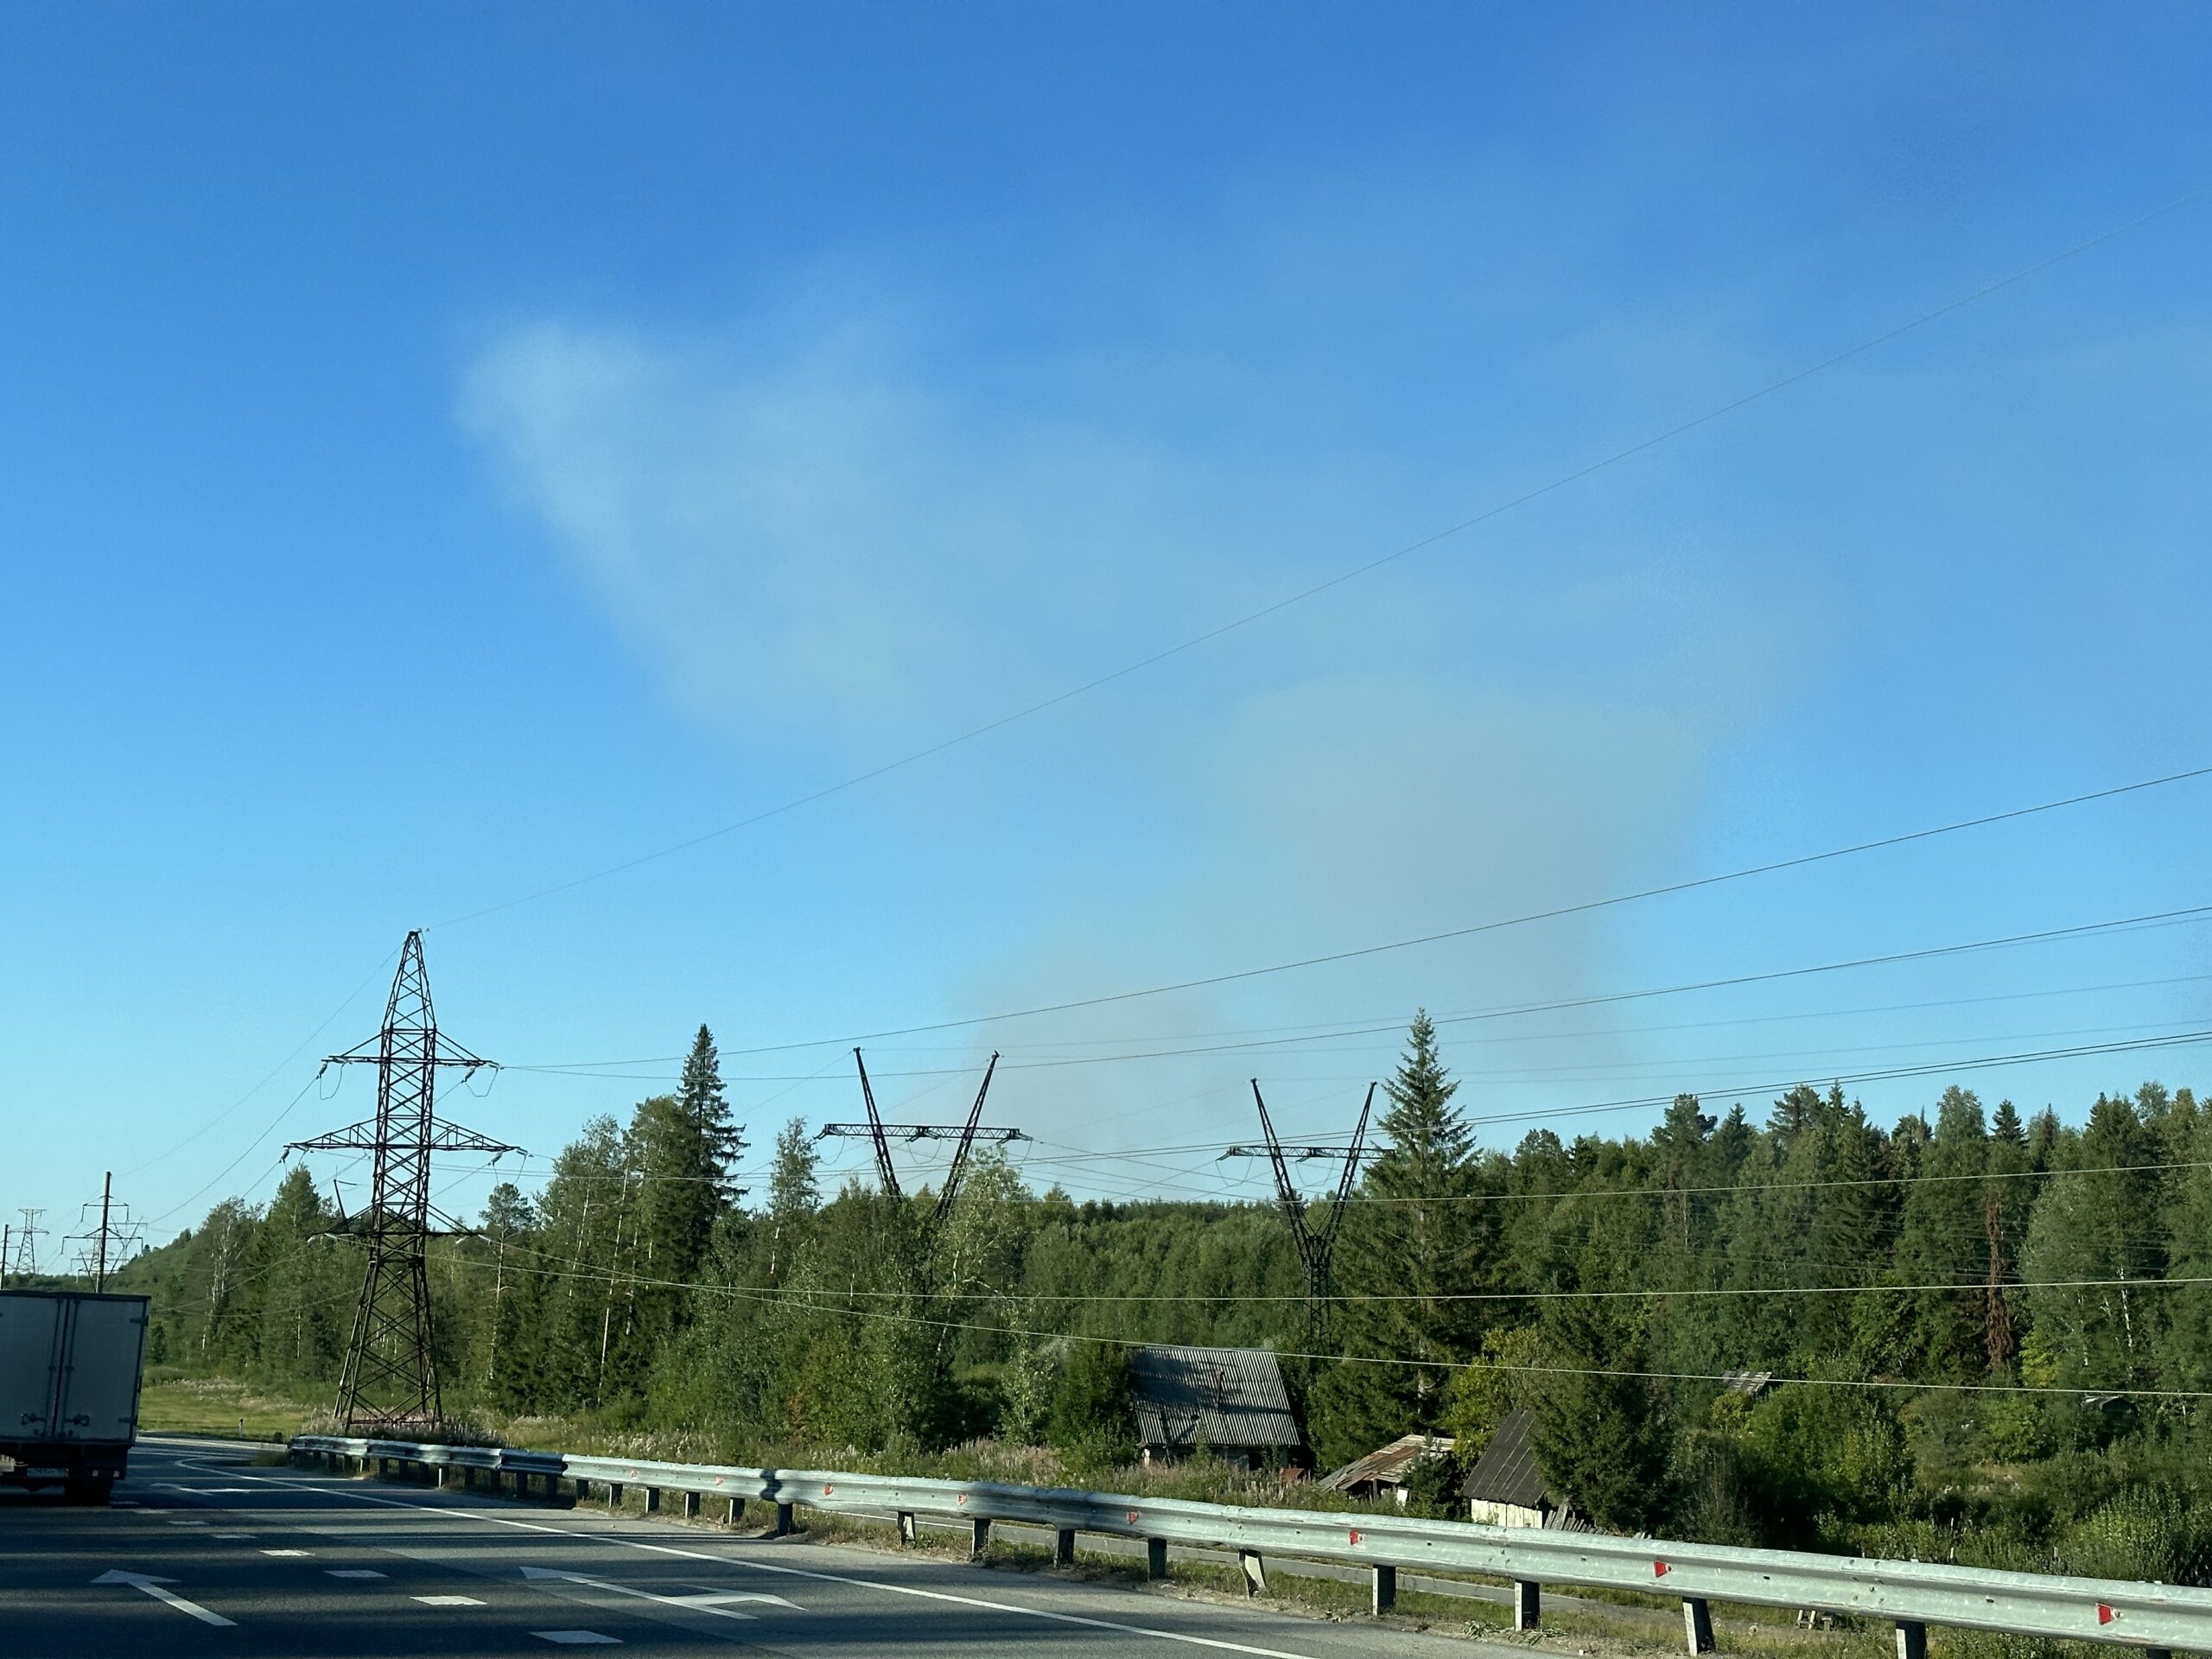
[817,1048,1020,1230]
[1221,1079,1374,1341]
[288,931,518,1433]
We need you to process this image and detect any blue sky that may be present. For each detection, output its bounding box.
[3,3,2210,1253]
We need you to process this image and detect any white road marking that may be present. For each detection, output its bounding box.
[414,1594,486,1606]
[519,1564,796,1619]
[327,1568,387,1579]
[533,1633,620,1645]
[164,1517,212,1527]
[181,1458,1320,1659]
[214,1532,256,1540]
[260,1548,311,1557]
[91,1569,237,1628]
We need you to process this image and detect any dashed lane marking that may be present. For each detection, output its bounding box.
[327,1568,387,1579]
[532,1633,620,1645]
[181,1458,1319,1659]
[415,1594,486,1606]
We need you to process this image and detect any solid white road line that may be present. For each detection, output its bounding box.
[183,1458,1320,1659]
[91,1569,238,1628]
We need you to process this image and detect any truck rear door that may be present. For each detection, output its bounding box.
[56,1300,148,1443]
[0,1294,63,1441]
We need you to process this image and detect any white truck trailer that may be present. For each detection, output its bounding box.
[0,1289,150,1503]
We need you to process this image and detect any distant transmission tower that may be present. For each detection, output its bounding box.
[288,931,519,1433]
[65,1173,144,1291]
[10,1209,47,1281]
[1221,1080,1374,1340]
[817,1048,1020,1229]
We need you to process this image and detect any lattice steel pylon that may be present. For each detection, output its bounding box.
[818,1048,1019,1227]
[1221,1080,1375,1341]
[287,931,518,1433]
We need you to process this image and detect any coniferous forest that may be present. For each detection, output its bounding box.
[118,1019,2212,1583]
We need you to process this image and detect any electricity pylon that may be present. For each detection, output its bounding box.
[817,1048,1018,1228]
[65,1173,143,1290]
[1221,1080,1374,1342]
[288,931,518,1433]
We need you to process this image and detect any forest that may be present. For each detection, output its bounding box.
[118,1016,2212,1586]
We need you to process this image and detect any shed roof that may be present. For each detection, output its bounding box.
[1319,1433,1456,1492]
[1460,1409,1554,1510]
[1128,1344,1304,1452]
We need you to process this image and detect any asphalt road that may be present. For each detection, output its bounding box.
[0,1438,1516,1659]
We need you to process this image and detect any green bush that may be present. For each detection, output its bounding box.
[2061,1488,2211,1585]
[1047,1343,1136,1472]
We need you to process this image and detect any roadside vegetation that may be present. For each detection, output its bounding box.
[114,1019,2212,1591]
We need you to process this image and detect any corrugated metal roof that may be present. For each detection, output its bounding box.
[1319,1433,1456,1491]
[1129,1344,1304,1452]
[1460,1409,1553,1510]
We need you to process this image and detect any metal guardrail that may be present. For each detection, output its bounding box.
[289,1434,2209,1656]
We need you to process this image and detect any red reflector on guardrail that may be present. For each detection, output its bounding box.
[2098,1606,2115,1624]
[1656,1562,1671,1577]
[1349,1529,1364,1546]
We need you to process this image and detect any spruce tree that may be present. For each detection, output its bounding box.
[678,1025,747,1205]
[1314,1012,1487,1459]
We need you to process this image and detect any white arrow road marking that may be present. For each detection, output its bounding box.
[519,1565,799,1619]
[91,1569,237,1628]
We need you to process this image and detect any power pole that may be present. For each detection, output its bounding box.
[287,931,520,1434]
[1221,1081,1374,1343]
[817,1049,1019,1227]
[1,1224,10,1289]
[66,1173,143,1291]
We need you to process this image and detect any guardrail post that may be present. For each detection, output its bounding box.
[1894,1622,1927,1659]
[774,1502,795,1536]
[726,1497,745,1527]
[643,1487,661,1515]
[1053,1527,1077,1567]
[2144,1648,2172,1659]
[681,1492,700,1521]
[898,1511,918,1546]
[607,1482,624,1510]
[1146,1538,1168,1580]
[1372,1564,1396,1615]
[435,1467,448,1489]
[1515,1580,1541,1630]
[969,1516,990,1558]
[1239,1550,1267,1598]
[1683,1597,1716,1654]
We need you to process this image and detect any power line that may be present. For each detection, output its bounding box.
[505,897,2212,1076]
[427,186,2212,934]
[441,1247,2212,1402]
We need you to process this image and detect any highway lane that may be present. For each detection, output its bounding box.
[0,1439,1513,1659]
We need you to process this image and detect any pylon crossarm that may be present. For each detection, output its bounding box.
[288,1121,382,1154]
